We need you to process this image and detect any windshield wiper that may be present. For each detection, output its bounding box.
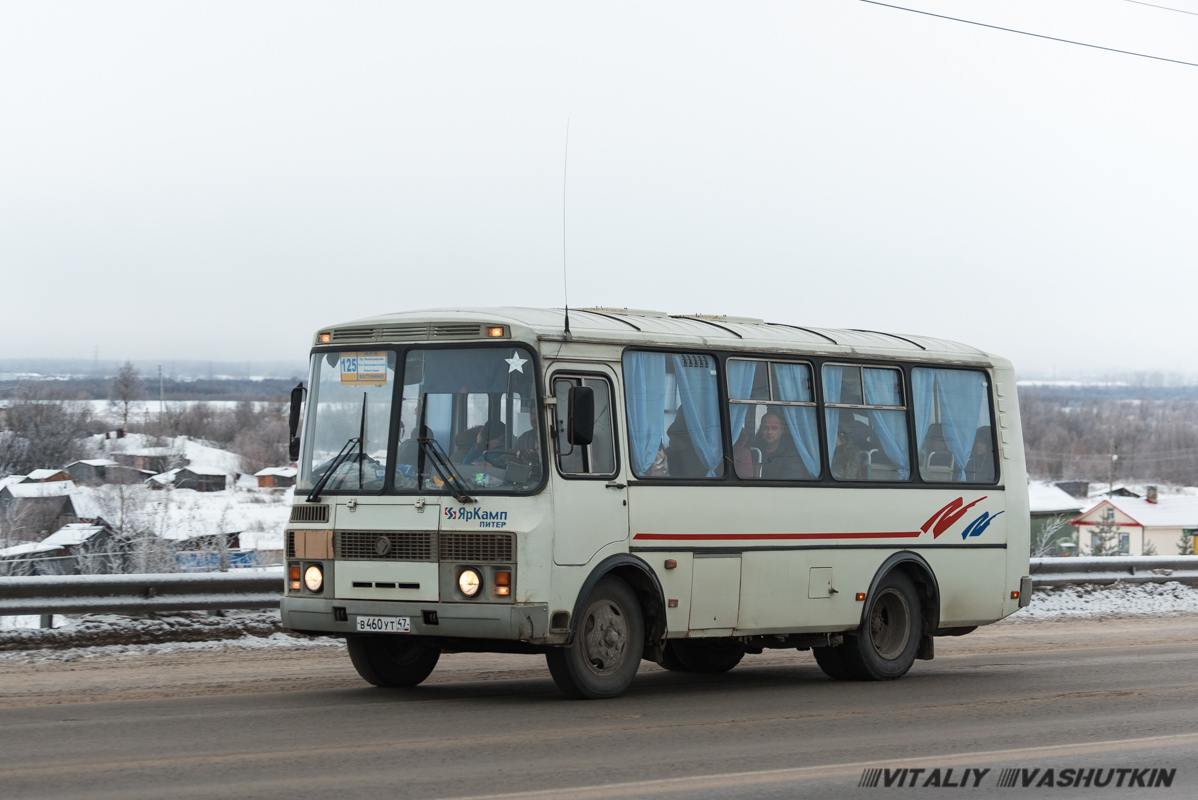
[306,435,360,503]
[307,393,368,504]
[416,393,475,504]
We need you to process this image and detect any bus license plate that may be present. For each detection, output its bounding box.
[355,616,411,633]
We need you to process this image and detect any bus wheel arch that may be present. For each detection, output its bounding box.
[569,555,667,664]
[814,553,939,682]
[863,552,940,658]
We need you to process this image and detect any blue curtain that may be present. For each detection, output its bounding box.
[911,368,936,458]
[773,362,820,477]
[623,352,667,476]
[862,369,910,480]
[821,365,843,462]
[726,360,757,442]
[672,355,723,477]
[934,369,987,481]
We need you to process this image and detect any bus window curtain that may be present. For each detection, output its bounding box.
[772,362,821,477]
[934,369,987,481]
[821,365,844,462]
[863,369,911,479]
[726,360,757,443]
[672,355,723,477]
[911,368,936,457]
[623,352,667,476]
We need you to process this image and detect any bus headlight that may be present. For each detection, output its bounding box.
[458,568,482,597]
[304,565,324,593]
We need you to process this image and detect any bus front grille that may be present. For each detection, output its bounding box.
[440,533,513,563]
[336,531,436,561]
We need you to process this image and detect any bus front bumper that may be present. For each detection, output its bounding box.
[281,596,555,644]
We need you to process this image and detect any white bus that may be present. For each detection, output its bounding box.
[280,307,1030,699]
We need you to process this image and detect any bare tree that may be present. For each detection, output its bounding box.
[0,382,93,476]
[1031,514,1072,557]
[109,361,145,429]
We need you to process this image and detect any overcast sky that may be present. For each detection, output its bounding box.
[2,1,1195,378]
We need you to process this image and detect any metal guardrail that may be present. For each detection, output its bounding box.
[1031,556,1198,588]
[1,558,1195,624]
[0,569,283,617]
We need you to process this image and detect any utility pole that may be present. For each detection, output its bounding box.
[1109,438,1118,497]
[158,364,165,434]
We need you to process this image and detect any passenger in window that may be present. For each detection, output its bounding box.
[397,425,433,465]
[733,428,755,479]
[463,420,507,464]
[665,411,703,479]
[453,425,483,460]
[965,426,995,482]
[756,412,806,480]
[646,446,670,477]
[831,418,866,481]
[515,408,540,462]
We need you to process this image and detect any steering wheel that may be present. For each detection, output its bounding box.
[482,449,518,467]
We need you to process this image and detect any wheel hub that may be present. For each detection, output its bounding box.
[582,601,628,675]
[869,588,911,660]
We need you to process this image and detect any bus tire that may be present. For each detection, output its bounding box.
[812,645,853,680]
[657,641,691,672]
[546,577,644,699]
[671,638,745,673]
[347,635,441,688]
[840,570,922,681]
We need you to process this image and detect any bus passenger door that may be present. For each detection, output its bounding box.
[548,369,628,566]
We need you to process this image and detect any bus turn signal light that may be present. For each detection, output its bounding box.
[495,571,511,596]
[486,326,505,338]
[856,593,866,602]
[319,332,331,343]
[1011,590,1020,600]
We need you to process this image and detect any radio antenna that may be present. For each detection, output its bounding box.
[562,118,571,337]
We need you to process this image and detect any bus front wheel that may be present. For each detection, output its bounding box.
[547,576,644,699]
[836,570,922,681]
[347,635,441,688]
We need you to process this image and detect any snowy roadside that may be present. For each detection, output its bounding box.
[0,610,343,663]
[3,581,1197,663]
[1001,580,1198,622]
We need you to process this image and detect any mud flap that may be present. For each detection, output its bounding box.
[916,633,934,661]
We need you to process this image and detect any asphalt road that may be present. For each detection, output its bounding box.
[3,616,1197,799]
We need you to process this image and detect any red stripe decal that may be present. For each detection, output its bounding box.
[633,531,922,541]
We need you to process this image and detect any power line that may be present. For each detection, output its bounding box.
[858,0,1198,68]
[1124,0,1198,18]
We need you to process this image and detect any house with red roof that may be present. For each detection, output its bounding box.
[1071,489,1198,556]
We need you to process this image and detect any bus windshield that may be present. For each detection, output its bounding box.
[395,346,543,494]
[299,350,397,492]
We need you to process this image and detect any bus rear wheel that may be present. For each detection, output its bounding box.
[838,571,922,681]
[546,577,644,699]
[347,636,441,687]
[670,638,745,673]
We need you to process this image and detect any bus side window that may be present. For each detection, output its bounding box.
[553,375,617,477]
[622,351,726,480]
[911,367,996,483]
[823,364,911,482]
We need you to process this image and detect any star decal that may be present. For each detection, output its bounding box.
[505,352,528,374]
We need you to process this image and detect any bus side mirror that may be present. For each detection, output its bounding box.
[567,386,594,446]
[288,383,305,461]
